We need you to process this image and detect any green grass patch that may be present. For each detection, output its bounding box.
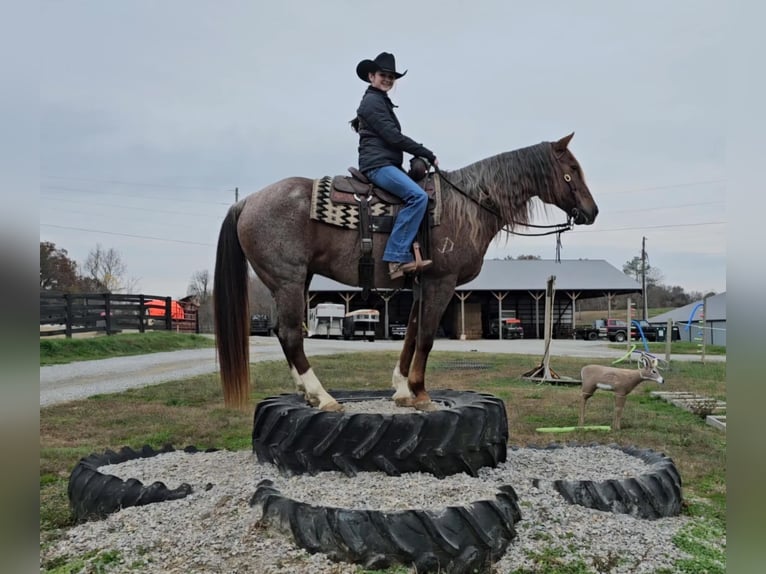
[40,331,214,365]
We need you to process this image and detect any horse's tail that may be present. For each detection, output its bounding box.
[213,201,250,410]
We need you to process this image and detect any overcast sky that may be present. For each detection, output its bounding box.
[40,0,726,298]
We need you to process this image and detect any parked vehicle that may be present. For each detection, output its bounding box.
[307,303,345,338]
[250,313,272,336]
[487,317,524,339]
[389,323,407,340]
[574,319,604,341]
[342,309,379,341]
[607,319,659,342]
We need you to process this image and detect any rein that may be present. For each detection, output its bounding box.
[432,165,573,260]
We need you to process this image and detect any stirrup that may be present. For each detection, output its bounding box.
[411,242,433,272]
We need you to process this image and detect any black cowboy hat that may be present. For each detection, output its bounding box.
[356,52,407,82]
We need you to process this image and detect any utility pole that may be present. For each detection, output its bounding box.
[641,236,648,321]
[235,187,239,203]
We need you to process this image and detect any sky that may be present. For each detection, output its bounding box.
[39,0,726,299]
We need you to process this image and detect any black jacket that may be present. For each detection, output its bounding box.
[355,86,436,174]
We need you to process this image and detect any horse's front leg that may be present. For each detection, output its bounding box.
[391,304,419,407]
[395,279,456,411]
[274,284,342,412]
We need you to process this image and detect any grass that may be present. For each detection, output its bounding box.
[40,331,214,365]
[40,345,726,573]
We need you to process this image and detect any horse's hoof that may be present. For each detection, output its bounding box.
[394,396,414,407]
[305,395,320,407]
[319,401,344,412]
[413,400,438,412]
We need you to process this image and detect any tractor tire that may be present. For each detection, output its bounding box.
[68,444,210,522]
[529,443,682,519]
[587,331,598,341]
[252,390,508,478]
[250,479,522,574]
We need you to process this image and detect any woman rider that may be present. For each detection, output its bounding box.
[351,52,438,280]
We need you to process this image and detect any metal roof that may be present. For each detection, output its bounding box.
[649,292,726,322]
[309,259,640,293]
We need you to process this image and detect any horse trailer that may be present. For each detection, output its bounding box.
[307,303,345,338]
[343,309,380,341]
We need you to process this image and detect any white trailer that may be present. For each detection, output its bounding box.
[342,309,380,341]
[307,303,345,338]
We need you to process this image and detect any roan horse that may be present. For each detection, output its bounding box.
[214,133,598,411]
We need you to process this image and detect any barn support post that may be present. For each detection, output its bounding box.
[567,292,580,339]
[340,292,356,313]
[529,291,544,340]
[455,291,471,340]
[604,292,615,320]
[378,290,395,339]
[492,291,508,340]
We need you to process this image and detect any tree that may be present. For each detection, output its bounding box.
[516,254,542,260]
[40,242,80,291]
[83,244,127,293]
[622,256,662,286]
[187,270,211,303]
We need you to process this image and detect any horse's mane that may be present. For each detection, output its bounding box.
[440,142,558,244]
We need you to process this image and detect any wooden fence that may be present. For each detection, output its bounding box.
[40,292,199,337]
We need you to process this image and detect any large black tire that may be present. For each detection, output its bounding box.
[68,444,209,522]
[250,479,522,574]
[252,390,508,478]
[587,330,598,341]
[527,443,682,519]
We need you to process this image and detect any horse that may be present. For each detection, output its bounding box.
[214,133,598,411]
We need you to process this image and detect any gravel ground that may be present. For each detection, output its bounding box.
[41,444,700,573]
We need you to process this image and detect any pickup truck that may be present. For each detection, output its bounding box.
[606,319,659,342]
[573,320,604,340]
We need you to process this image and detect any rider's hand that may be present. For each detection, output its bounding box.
[432,157,439,168]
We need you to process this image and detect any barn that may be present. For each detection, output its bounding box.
[308,259,641,340]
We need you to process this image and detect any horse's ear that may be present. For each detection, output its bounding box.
[553,132,575,153]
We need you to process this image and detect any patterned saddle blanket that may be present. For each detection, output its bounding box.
[309,172,442,231]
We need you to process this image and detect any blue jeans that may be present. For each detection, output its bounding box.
[366,165,428,263]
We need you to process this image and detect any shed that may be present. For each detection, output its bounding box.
[649,292,726,346]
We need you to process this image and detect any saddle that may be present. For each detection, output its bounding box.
[325,158,437,299]
[329,160,436,207]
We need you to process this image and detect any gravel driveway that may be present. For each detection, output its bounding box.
[40,337,724,407]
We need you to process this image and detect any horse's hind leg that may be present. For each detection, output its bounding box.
[273,283,342,412]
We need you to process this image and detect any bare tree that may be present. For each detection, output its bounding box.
[83,244,128,293]
[188,270,211,303]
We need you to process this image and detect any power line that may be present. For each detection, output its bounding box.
[40,224,214,246]
[42,185,232,206]
[39,194,228,218]
[601,179,725,195]
[42,174,233,192]
[572,221,725,233]
[606,201,724,215]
